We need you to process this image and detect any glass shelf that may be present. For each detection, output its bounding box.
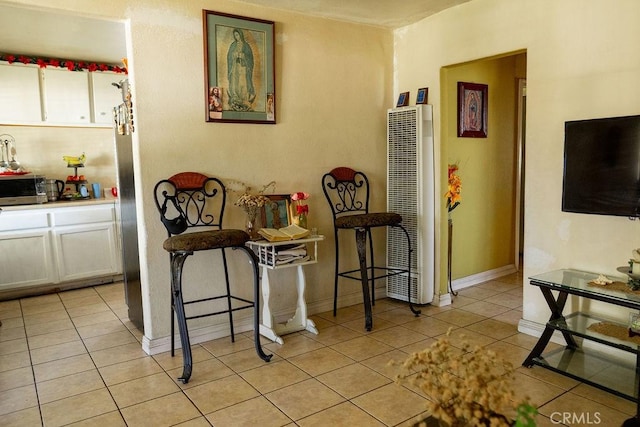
[549,312,640,354]
[532,346,638,401]
[530,269,640,310]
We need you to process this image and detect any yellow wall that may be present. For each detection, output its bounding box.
[395,0,640,325]
[3,0,394,343]
[441,53,525,281]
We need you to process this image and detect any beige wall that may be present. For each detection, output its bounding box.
[7,0,640,344]
[0,125,118,190]
[3,0,394,343]
[395,0,640,325]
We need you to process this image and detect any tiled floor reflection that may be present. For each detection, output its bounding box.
[0,272,636,426]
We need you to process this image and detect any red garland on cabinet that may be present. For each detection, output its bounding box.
[0,52,127,74]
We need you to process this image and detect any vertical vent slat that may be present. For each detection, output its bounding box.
[387,108,420,303]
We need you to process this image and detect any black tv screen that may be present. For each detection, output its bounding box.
[562,114,640,218]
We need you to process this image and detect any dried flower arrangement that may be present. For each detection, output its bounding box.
[226,180,276,238]
[394,330,536,427]
[227,180,276,218]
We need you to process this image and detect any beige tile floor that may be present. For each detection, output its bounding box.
[0,272,637,426]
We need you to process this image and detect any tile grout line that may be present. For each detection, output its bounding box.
[19,295,50,427]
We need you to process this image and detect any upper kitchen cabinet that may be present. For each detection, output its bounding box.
[0,62,124,127]
[92,72,124,124]
[43,68,91,124]
[0,64,42,122]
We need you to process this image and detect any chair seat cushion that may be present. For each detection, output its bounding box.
[335,212,402,229]
[163,229,249,252]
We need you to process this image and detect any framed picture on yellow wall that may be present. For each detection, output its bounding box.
[457,81,488,138]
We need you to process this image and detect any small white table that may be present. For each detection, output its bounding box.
[247,235,324,344]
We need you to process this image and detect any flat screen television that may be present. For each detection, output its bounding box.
[562,114,640,218]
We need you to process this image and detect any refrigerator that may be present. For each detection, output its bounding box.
[113,79,143,331]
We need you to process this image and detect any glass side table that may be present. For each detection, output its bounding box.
[524,268,640,420]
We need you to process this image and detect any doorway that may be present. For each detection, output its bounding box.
[441,51,527,290]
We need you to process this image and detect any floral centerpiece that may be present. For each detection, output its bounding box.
[445,164,462,214]
[291,192,310,229]
[394,330,537,427]
[232,181,276,239]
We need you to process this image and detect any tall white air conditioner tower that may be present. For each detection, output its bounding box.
[386,105,435,305]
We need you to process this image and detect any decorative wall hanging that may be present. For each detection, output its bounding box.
[396,91,409,107]
[416,87,428,105]
[0,53,126,73]
[203,10,275,124]
[457,82,488,138]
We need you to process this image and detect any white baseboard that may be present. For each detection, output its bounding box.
[517,317,567,345]
[433,292,452,307]
[141,293,357,355]
[142,317,254,355]
[142,271,521,356]
[451,264,517,292]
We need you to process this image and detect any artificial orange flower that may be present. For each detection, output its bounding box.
[445,164,462,212]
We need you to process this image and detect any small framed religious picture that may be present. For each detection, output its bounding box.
[416,87,428,104]
[396,92,410,107]
[260,195,291,229]
[203,10,275,124]
[457,81,488,138]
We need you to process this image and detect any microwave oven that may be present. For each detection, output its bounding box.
[0,174,47,206]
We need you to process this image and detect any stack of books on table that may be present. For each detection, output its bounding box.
[264,244,309,266]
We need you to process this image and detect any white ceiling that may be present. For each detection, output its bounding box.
[0,3,126,64]
[0,0,468,64]
[237,0,470,28]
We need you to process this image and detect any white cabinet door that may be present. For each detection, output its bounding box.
[42,68,91,124]
[0,203,121,292]
[54,222,119,282]
[0,230,57,289]
[92,72,123,124]
[0,64,42,123]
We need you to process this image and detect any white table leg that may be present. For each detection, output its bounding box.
[295,264,318,335]
[259,266,284,345]
[278,264,319,335]
[258,262,318,344]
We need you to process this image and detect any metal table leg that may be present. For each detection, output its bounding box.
[523,287,577,367]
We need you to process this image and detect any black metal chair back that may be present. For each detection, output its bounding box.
[322,167,370,220]
[153,172,226,236]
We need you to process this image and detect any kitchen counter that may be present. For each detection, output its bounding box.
[0,197,115,212]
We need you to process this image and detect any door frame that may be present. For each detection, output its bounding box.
[514,78,526,271]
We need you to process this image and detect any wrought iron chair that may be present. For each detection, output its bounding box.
[322,167,420,331]
[153,172,271,383]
